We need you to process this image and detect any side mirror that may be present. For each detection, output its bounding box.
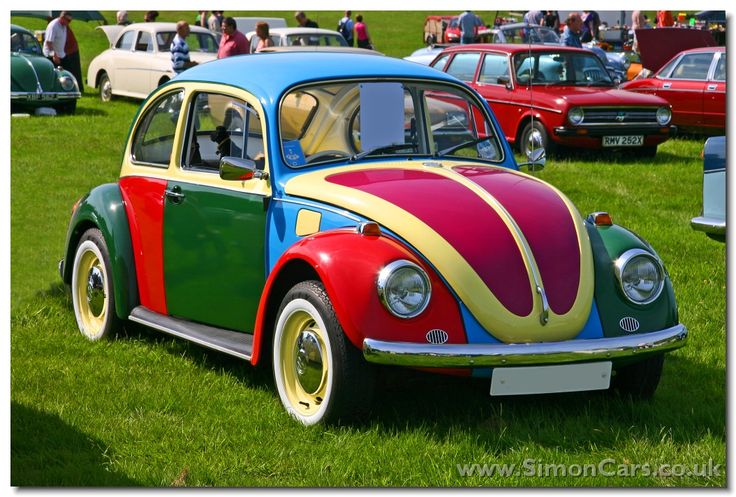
[219,156,267,181]
[497,75,512,90]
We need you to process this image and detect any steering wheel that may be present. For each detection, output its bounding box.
[305,150,351,163]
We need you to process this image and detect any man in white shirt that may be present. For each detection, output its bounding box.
[43,11,72,66]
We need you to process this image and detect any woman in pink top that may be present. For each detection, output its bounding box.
[254,22,275,52]
[355,15,372,50]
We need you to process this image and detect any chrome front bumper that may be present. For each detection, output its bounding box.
[11,91,81,101]
[363,324,687,368]
[691,216,726,236]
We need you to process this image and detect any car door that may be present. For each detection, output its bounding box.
[163,88,270,332]
[659,51,713,127]
[474,52,516,142]
[703,51,725,129]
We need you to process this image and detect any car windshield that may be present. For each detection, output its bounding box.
[156,31,218,52]
[279,80,503,168]
[497,26,560,44]
[513,51,614,86]
[284,34,347,47]
[10,30,42,55]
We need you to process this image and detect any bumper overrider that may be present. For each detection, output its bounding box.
[363,324,687,368]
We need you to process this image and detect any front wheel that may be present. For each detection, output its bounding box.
[518,120,553,157]
[71,228,120,340]
[273,281,374,425]
[611,355,664,399]
[99,72,112,103]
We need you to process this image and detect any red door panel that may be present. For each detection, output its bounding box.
[703,81,726,129]
[659,79,705,127]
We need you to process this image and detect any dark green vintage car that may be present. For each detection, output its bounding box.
[10,24,80,114]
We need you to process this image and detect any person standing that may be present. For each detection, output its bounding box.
[144,11,159,22]
[43,11,71,67]
[337,11,354,46]
[171,21,198,74]
[116,11,131,26]
[523,10,544,25]
[62,19,83,92]
[254,22,275,52]
[458,10,483,44]
[194,11,208,28]
[581,10,600,42]
[217,17,250,57]
[631,10,647,52]
[560,12,583,48]
[656,10,674,27]
[295,11,318,28]
[208,11,224,33]
[354,14,372,49]
[544,11,560,33]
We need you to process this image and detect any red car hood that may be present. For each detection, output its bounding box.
[285,162,595,343]
[533,86,668,107]
[635,27,716,72]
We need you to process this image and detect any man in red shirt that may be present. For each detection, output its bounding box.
[217,17,250,58]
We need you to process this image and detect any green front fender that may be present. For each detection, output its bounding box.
[586,222,679,338]
[62,183,138,320]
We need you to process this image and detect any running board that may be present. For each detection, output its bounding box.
[128,306,253,361]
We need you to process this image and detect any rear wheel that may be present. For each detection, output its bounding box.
[272,281,374,425]
[611,355,664,399]
[71,228,120,340]
[99,72,112,103]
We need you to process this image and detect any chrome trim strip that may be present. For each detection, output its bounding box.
[570,123,666,128]
[691,216,726,235]
[363,324,687,367]
[273,197,362,222]
[489,100,562,114]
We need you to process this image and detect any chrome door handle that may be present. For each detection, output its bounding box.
[662,83,672,89]
[164,187,185,204]
[707,84,717,91]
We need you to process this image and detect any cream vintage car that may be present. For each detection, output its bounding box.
[245,27,348,53]
[87,22,218,102]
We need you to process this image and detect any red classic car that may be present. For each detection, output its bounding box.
[620,46,726,134]
[430,44,676,156]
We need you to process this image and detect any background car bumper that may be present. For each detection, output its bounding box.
[363,324,687,368]
[554,125,676,137]
[691,216,726,236]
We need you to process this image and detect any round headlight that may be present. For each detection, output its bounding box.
[656,106,672,125]
[568,107,584,125]
[614,249,665,305]
[58,74,76,91]
[377,260,431,318]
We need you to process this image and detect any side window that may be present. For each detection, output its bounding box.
[479,54,510,84]
[713,54,726,81]
[432,54,450,72]
[115,30,135,50]
[445,52,481,82]
[670,53,713,80]
[135,31,153,52]
[131,91,184,166]
[183,92,265,172]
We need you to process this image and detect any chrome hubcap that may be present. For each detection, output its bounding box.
[102,80,111,100]
[294,329,324,394]
[86,265,105,317]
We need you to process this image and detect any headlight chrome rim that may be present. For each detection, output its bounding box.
[377,260,431,319]
[614,248,665,305]
[568,107,584,125]
[656,106,672,125]
[58,74,76,91]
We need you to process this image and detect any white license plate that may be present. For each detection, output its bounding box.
[490,362,612,396]
[602,135,643,147]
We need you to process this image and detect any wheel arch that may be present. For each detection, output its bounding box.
[62,183,139,320]
[95,69,108,89]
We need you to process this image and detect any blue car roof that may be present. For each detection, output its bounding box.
[173,52,459,102]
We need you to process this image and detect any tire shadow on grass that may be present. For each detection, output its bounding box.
[11,401,140,486]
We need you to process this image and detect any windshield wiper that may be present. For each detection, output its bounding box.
[435,137,490,157]
[350,143,418,161]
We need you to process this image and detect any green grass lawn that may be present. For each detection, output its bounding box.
[10,10,725,487]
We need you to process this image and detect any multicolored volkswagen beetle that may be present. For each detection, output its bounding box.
[10,24,80,114]
[60,53,687,425]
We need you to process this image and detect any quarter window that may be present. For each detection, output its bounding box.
[182,92,265,172]
[131,91,184,166]
[446,53,481,82]
[432,54,450,72]
[713,54,725,81]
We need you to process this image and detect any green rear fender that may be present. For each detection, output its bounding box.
[62,183,138,320]
[586,222,678,338]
